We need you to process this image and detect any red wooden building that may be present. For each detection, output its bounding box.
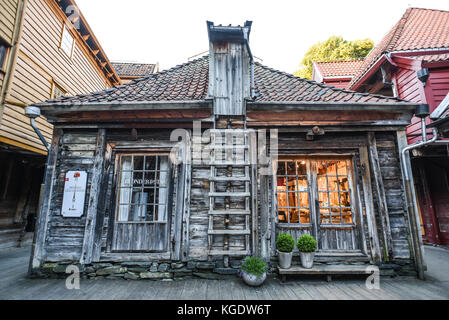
[346,8,449,245]
[312,60,364,89]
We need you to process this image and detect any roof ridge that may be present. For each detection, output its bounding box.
[408,7,449,14]
[315,59,365,64]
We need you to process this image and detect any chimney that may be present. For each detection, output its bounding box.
[207,21,254,116]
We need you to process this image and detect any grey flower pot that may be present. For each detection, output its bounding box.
[242,271,267,287]
[300,252,315,269]
[278,251,293,269]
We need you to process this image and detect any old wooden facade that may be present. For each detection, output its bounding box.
[0,0,120,249]
[29,22,423,280]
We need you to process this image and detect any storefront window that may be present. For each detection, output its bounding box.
[277,160,310,224]
[277,158,353,226]
[116,154,169,222]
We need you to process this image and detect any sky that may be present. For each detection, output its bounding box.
[75,0,449,74]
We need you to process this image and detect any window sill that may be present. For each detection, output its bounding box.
[276,223,312,229]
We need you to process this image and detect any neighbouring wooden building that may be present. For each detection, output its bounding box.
[29,21,425,280]
[312,60,364,89]
[112,62,159,84]
[344,8,449,246]
[0,0,120,249]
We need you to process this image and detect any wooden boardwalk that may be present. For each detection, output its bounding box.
[0,246,448,300]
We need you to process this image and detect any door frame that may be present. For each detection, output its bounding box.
[104,141,183,260]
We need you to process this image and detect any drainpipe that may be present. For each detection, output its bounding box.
[24,106,49,151]
[243,27,255,99]
[400,104,449,280]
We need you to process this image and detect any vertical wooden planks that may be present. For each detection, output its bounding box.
[368,132,393,260]
[80,129,106,264]
[359,146,382,263]
[30,127,62,269]
[182,134,192,261]
[397,130,425,279]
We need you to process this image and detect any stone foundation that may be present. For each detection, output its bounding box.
[32,258,416,280]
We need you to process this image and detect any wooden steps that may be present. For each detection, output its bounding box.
[208,229,250,235]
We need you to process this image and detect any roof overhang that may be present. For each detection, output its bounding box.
[39,100,213,121]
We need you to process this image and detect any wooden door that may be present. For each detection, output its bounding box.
[314,159,360,251]
[112,154,172,252]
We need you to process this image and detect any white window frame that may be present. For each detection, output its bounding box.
[60,26,74,58]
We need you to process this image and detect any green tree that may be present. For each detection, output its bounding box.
[294,36,374,80]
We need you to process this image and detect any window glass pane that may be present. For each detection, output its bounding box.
[277,162,286,176]
[117,154,169,222]
[297,161,307,176]
[287,162,296,176]
[316,159,353,225]
[61,27,74,56]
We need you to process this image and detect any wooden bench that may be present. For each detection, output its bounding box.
[278,265,371,282]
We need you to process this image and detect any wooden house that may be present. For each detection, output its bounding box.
[345,8,449,246]
[112,62,159,84]
[312,60,364,89]
[0,0,120,249]
[29,21,425,280]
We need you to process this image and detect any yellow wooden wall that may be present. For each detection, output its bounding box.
[0,0,111,154]
[0,0,19,44]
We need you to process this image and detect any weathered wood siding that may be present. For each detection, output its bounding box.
[39,127,412,265]
[0,0,19,44]
[43,129,184,262]
[0,0,111,154]
[209,42,251,116]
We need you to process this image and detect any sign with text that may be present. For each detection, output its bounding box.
[62,171,88,218]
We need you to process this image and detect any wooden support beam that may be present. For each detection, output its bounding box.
[368,132,393,260]
[80,129,107,264]
[250,130,258,256]
[397,130,426,279]
[30,128,62,270]
[359,146,382,263]
[92,143,113,262]
[181,135,192,261]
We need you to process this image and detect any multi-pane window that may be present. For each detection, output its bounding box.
[60,27,74,57]
[0,40,8,70]
[116,155,169,223]
[277,160,310,224]
[277,158,354,226]
[52,83,66,99]
[317,160,352,225]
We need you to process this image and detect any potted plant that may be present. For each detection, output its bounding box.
[276,233,295,269]
[240,256,268,287]
[297,234,317,269]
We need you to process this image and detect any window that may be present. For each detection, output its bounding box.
[316,160,352,224]
[277,160,310,224]
[116,154,170,223]
[277,158,354,226]
[52,83,66,99]
[0,40,9,70]
[60,27,74,57]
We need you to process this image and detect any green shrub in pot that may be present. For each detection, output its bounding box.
[276,233,295,269]
[297,234,317,269]
[240,256,268,287]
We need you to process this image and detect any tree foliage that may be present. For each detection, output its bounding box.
[294,36,374,80]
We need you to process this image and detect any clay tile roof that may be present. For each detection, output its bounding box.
[112,62,157,78]
[348,8,449,89]
[314,60,365,78]
[36,55,405,108]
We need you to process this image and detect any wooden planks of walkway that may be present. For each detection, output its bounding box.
[0,246,448,300]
